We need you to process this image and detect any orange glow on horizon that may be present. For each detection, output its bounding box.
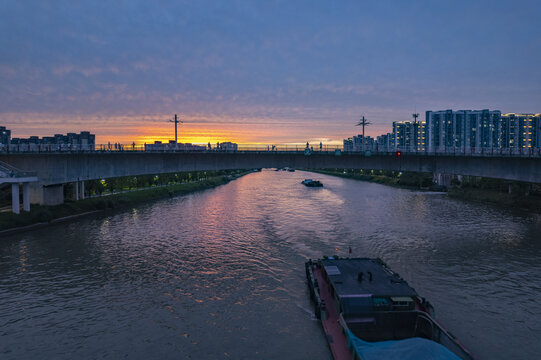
[2,112,364,147]
[125,123,345,146]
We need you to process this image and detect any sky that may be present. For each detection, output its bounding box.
[1,0,540,144]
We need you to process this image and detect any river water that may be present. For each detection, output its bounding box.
[1,170,540,359]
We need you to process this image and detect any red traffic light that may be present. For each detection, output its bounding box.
[395,151,402,157]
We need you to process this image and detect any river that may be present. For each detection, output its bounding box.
[1,170,540,359]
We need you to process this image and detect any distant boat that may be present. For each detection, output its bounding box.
[301,179,323,187]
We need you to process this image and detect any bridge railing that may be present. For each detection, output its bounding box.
[1,143,541,158]
[0,160,37,179]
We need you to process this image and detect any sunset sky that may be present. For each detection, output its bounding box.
[1,1,540,145]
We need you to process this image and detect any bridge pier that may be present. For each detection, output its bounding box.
[73,180,85,200]
[10,182,31,214]
[434,173,453,187]
[29,183,64,206]
[22,182,30,212]
[11,183,19,214]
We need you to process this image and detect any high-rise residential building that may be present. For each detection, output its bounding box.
[10,131,95,146]
[500,113,541,149]
[426,109,501,152]
[343,134,375,152]
[0,126,10,144]
[376,133,394,152]
[392,121,426,151]
[416,121,426,151]
[343,137,354,152]
[344,110,540,153]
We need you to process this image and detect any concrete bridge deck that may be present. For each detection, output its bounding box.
[1,151,540,207]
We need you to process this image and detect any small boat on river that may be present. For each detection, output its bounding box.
[306,257,475,360]
[301,179,323,187]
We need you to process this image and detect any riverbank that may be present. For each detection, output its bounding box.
[0,172,247,234]
[308,169,434,190]
[309,168,541,214]
[448,187,541,213]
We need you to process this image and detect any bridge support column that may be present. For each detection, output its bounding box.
[74,181,79,201]
[29,183,64,206]
[434,173,453,187]
[11,183,20,214]
[22,182,30,212]
[43,184,64,205]
[80,181,85,200]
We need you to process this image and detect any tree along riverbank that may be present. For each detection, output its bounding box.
[309,168,541,214]
[0,170,248,234]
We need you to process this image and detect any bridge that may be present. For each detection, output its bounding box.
[0,161,38,213]
[1,150,540,213]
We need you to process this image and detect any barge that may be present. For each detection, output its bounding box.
[306,257,475,360]
[301,179,323,187]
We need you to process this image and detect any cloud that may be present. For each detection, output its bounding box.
[52,65,120,77]
[0,0,540,143]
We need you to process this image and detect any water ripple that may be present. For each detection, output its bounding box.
[1,170,540,359]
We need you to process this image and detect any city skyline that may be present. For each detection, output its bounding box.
[1,1,540,144]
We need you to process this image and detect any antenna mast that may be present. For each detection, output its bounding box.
[169,114,183,143]
[356,115,371,151]
[412,112,420,152]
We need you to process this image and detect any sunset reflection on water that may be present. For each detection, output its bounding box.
[1,170,540,359]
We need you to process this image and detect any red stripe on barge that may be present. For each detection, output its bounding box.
[312,264,352,360]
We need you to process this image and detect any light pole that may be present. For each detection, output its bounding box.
[356,116,371,152]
